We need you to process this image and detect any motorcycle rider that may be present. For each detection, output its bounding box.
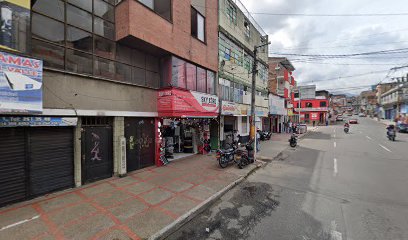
[386,124,395,134]
[344,121,350,129]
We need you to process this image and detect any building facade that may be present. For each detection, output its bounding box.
[218,0,269,145]
[267,57,297,132]
[0,0,219,207]
[294,89,329,125]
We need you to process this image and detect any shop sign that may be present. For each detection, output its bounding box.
[0,1,30,52]
[239,104,249,116]
[0,116,78,127]
[221,101,241,115]
[294,107,328,112]
[0,51,43,113]
[158,88,218,117]
[269,94,286,115]
[249,107,269,117]
[310,113,319,120]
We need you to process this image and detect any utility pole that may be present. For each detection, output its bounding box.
[250,42,270,160]
[249,47,258,146]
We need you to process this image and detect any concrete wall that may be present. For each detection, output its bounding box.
[116,0,218,72]
[43,71,157,113]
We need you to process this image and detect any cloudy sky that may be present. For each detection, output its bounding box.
[241,0,408,94]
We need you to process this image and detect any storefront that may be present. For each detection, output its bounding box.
[0,117,77,207]
[157,88,219,162]
[269,94,286,133]
[220,101,250,146]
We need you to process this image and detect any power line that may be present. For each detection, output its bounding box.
[270,47,408,57]
[252,12,408,17]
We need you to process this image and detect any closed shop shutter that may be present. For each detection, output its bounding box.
[0,129,27,206]
[28,128,74,196]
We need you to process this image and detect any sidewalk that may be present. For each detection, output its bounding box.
[0,133,306,240]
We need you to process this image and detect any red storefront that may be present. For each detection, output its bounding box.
[293,98,329,125]
[156,88,219,165]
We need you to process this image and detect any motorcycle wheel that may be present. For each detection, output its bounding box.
[392,136,396,141]
[290,141,297,148]
[219,156,228,168]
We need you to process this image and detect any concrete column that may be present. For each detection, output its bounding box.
[237,116,242,134]
[219,116,224,141]
[74,118,82,187]
[113,117,125,176]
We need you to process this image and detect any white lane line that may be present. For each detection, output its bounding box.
[366,136,372,140]
[334,129,336,133]
[333,158,338,177]
[334,142,337,148]
[359,131,363,134]
[334,134,336,138]
[330,220,343,240]
[379,144,392,152]
[0,215,40,231]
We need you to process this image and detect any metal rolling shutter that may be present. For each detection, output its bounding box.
[0,128,27,206]
[28,128,74,196]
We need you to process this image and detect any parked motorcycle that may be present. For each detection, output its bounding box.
[216,141,238,168]
[237,140,255,169]
[289,133,298,148]
[260,131,272,141]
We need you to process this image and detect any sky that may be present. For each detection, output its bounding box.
[240,0,408,95]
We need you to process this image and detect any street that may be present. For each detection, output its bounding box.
[166,118,408,240]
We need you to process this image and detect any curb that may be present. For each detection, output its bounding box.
[149,165,260,240]
[150,129,317,240]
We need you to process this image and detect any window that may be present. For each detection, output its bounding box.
[115,62,132,83]
[67,4,92,32]
[32,14,64,44]
[138,0,172,21]
[305,114,310,119]
[94,17,115,40]
[67,26,93,53]
[94,36,115,59]
[94,57,115,79]
[31,39,64,69]
[191,7,205,42]
[226,0,237,25]
[94,0,115,22]
[68,0,92,12]
[33,0,65,21]
[206,71,215,95]
[244,20,250,40]
[197,67,207,93]
[320,101,327,107]
[186,63,197,90]
[66,49,93,74]
[306,102,313,108]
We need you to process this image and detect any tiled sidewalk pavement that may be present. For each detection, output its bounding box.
[0,154,258,240]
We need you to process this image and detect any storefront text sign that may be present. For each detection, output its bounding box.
[0,117,78,127]
[0,51,43,113]
[221,101,241,115]
[158,88,219,117]
[269,94,286,115]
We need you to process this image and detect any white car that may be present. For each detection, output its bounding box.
[358,113,366,117]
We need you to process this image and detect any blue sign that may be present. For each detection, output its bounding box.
[0,117,78,127]
[0,51,43,113]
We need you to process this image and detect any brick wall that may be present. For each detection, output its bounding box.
[116,0,218,72]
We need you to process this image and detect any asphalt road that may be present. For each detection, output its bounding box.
[166,117,408,240]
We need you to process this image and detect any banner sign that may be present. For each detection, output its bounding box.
[269,94,286,115]
[0,51,43,113]
[0,0,30,52]
[0,116,78,127]
[310,113,319,121]
[158,88,219,117]
[221,101,241,116]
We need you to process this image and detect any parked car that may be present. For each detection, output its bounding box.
[397,123,408,133]
[336,116,344,121]
[349,119,358,124]
[358,113,366,117]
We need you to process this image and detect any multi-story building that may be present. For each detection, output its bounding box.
[293,88,329,125]
[267,57,297,132]
[360,90,377,116]
[218,0,269,145]
[380,82,408,120]
[376,82,400,119]
[0,0,218,207]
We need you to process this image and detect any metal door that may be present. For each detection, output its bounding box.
[82,126,113,184]
[0,128,26,206]
[125,118,155,172]
[28,128,74,196]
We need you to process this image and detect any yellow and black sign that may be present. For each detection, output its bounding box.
[0,0,31,52]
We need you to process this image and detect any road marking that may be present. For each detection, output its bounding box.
[0,215,40,231]
[333,158,338,177]
[330,220,343,240]
[379,144,391,152]
[334,142,337,148]
[334,134,336,138]
[334,129,336,133]
[366,136,372,140]
[359,131,363,134]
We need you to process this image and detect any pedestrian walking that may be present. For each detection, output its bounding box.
[256,129,261,152]
[288,121,293,133]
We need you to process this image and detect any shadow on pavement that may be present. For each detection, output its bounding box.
[303,132,332,140]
